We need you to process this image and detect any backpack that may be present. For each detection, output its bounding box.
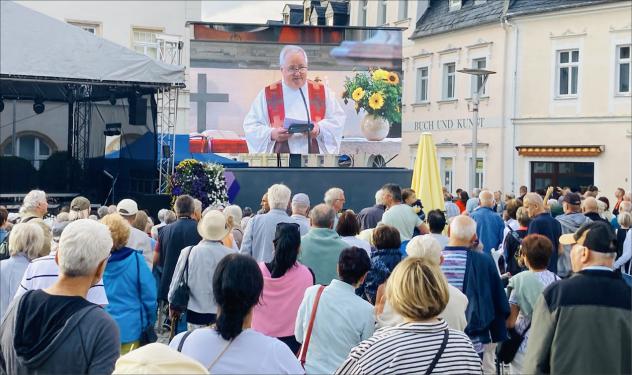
[0,233,10,261]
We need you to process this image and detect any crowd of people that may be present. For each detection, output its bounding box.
[0,183,630,374]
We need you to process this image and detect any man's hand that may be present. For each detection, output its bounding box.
[270,127,290,142]
[310,122,320,137]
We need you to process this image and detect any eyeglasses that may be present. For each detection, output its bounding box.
[285,65,308,74]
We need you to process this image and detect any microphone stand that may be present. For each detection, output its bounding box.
[298,87,313,155]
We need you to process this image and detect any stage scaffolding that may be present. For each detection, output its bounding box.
[71,85,93,170]
[156,35,183,194]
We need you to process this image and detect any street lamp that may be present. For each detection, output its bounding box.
[457,68,495,192]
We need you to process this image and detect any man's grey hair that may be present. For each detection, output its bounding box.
[524,192,544,208]
[478,190,494,207]
[22,190,46,212]
[224,205,243,226]
[449,215,477,242]
[9,222,45,260]
[324,187,344,206]
[57,219,112,277]
[97,206,109,219]
[174,195,195,216]
[268,184,292,210]
[279,45,308,67]
[310,203,335,228]
[471,188,482,197]
[193,199,203,215]
[157,209,169,223]
[375,189,385,205]
[582,197,599,214]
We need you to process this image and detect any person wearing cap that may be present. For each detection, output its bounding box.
[114,343,209,374]
[168,210,235,330]
[240,184,298,263]
[69,196,91,221]
[1,219,120,375]
[117,199,153,269]
[524,221,631,375]
[556,192,592,278]
[290,193,311,236]
[524,193,562,274]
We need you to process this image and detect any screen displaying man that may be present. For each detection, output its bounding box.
[243,45,346,154]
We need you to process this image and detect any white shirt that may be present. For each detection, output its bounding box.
[0,254,29,319]
[614,229,631,273]
[341,236,372,256]
[170,328,304,374]
[127,227,153,269]
[14,251,108,305]
[243,80,346,154]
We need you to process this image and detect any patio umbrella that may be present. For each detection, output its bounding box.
[411,132,445,213]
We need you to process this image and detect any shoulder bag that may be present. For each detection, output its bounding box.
[496,322,530,364]
[170,246,194,312]
[425,328,449,375]
[297,285,325,367]
[135,253,157,346]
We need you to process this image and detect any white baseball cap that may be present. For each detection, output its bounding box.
[116,199,138,216]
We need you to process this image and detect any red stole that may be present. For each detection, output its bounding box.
[264,80,325,154]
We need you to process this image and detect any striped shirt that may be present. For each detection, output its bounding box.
[441,247,468,291]
[14,251,108,305]
[335,320,481,374]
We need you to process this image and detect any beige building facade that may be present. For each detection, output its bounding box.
[349,0,631,197]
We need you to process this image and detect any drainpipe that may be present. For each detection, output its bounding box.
[502,9,519,195]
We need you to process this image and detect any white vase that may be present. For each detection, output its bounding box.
[360,114,390,141]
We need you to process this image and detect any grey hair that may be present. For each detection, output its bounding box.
[224,205,243,225]
[618,212,632,228]
[524,192,544,208]
[268,184,292,210]
[57,219,112,277]
[22,190,46,212]
[9,222,45,260]
[193,199,203,215]
[97,206,109,219]
[310,204,335,228]
[406,235,442,264]
[478,190,494,207]
[324,187,344,206]
[620,201,632,213]
[68,209,90,221]
[449,215,477,242]
[157,209,169,223]
[375,189,385,205]
[279,45,308,67]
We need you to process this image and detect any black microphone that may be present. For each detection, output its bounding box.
[298,87,315,153]
[298,87,311,126]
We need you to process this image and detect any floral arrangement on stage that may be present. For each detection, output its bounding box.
[168,159,228,209]
[342,68,402,125]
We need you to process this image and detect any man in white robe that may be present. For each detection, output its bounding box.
[243,45,346,154]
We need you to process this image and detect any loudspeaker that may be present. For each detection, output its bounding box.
[289,154,302,168]
[128,96,147,125]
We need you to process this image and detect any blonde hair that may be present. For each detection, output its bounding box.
[9,222,45,260]
[100,213,131,251]
[386,257,449,321]
[618,212,632,229]
[132,211,149,232]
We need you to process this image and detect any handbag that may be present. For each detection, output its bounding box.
[496,323,530,364]
[135,252,157,346]
[425,328,449,375]
[297,285,325,367]
[170,246,194,312]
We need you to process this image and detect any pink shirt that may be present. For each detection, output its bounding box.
[252,262,313,337]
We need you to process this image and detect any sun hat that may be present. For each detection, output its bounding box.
[117,199,138,216]
[113,343,209,374]
[197,210,230,241]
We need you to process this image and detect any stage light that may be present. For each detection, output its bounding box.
[0,99,4,113]
[33,98,45,114]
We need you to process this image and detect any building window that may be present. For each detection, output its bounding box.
[398,0,408,20]
[471,58,487,96]
[359,0,368,26]
[326,15,334,26]
[132,28,161,59]
[417,67,429,102]
[440,157,454,193]
[531,162,594,192]
[378,0,387,25]
[468,157,484,189]
[68,21,100,35]
[449,0,462,12]
[616,45,631,94]
[2,134,54,169]
[556,49,579,96]
[443,63,456,100]
[283,13,290,24]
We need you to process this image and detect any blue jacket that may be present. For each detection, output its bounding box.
[463,249,510,344]
[357,248,402,304]
[104,248,157,344]
[470,206,505,254]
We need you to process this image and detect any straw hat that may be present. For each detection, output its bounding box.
[113,343,209,374]
[197,210,230,241]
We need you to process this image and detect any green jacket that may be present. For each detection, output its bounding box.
[524,269,631,374]
[299,228,348,285]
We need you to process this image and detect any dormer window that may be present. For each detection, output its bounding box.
[449,0,462,12]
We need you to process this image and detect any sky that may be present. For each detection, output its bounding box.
[202,0,303,24]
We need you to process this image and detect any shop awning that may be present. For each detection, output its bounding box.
[516,145,604,157]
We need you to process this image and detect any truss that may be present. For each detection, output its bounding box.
[72,86,92,170]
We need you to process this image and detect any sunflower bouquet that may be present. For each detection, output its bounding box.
[342,68,402,125]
